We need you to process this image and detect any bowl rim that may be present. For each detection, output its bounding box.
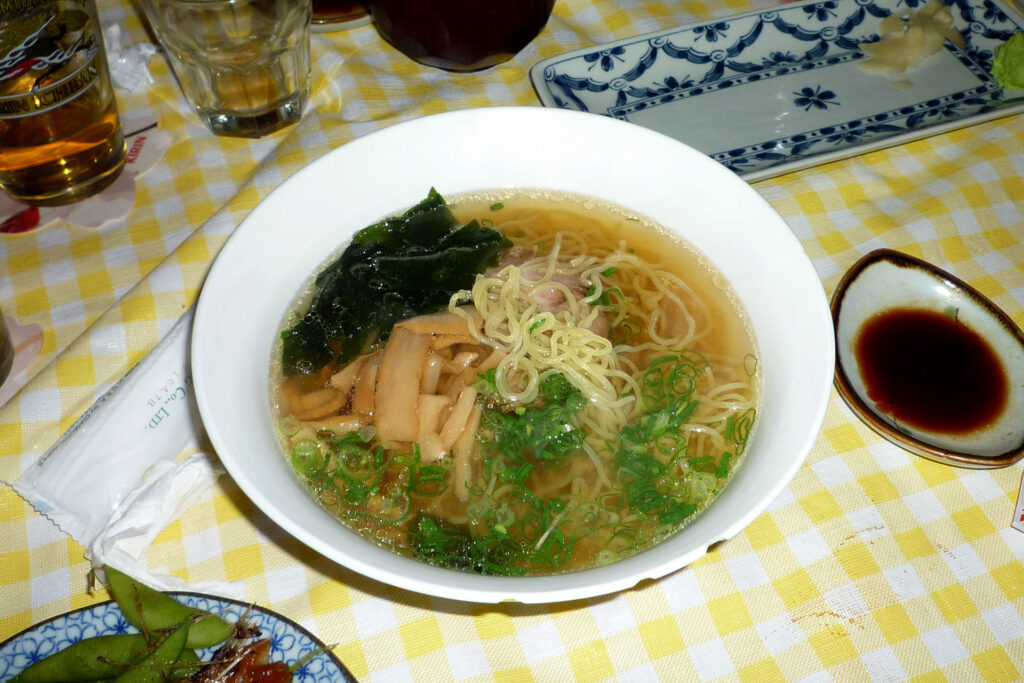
[831,248,1024,469]
[192,106,835,602]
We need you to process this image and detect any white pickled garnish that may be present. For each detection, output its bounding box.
[858,0,965,88]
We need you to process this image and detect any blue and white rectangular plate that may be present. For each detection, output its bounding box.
[530,0,1024,182]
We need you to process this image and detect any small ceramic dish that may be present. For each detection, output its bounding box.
[832,249,1024,468]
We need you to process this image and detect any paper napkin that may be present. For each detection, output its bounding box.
[9,308,244,598]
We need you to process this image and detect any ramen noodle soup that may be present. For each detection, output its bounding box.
[272,191,759,576]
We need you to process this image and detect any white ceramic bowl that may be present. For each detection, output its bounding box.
[192,107,833,603]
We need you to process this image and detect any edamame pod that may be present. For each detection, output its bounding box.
[105,566,233,649]
[168,648,201,681]
[111,622,188,683]
[44,647,201,683]
[10,634,151,682]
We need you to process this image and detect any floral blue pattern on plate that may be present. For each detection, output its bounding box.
[0,593,357,682]
[530,0,1024,181]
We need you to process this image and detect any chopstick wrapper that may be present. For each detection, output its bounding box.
[9,307,244,598]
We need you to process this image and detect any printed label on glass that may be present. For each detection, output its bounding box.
[0,2,101,119]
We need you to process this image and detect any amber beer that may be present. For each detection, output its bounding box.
[0,0,127,205]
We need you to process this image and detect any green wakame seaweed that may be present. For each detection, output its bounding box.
[281,189,510,374]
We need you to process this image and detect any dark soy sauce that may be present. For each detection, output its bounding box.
[854,308,1008,434]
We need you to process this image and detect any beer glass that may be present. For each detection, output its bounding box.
[139,0,312,138]
[0,0,128,206]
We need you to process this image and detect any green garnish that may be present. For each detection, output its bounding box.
[584,285,621,308]
[277,416,301,436]
[479,374,587,464]
[473,367,499,396]
[285,347,755,576]
[408,515,527,575]
[610,318,641,344]
[290,439,322,476]
[612,354,753,528]
[421,358,755,575]
[285,429,453,525]
[992,33,1024,90]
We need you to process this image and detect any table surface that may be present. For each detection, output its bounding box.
[2,0,1023,681]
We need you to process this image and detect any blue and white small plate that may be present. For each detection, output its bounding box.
[0,593,357,682]
[531,0,1024,181]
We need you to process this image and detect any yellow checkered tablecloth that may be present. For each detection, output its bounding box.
[2,0,1023,680]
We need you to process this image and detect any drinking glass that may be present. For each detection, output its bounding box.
[0,0,127,205]
[139,0,312,138]
[364,0,555,72]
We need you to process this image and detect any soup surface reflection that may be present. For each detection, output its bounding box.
[272,191,760,575]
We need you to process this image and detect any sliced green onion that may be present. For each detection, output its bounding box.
[494,504,515,528]
[290,439,322,476]
[733,408,756,446]
[716,453,733,479]
[369,491,411,524]
[277,416,301,436]
[412,464,450,496]
[467,499,491,521]
[389,454,416,468]
[338,452,377,480]
[611,318,641,344]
